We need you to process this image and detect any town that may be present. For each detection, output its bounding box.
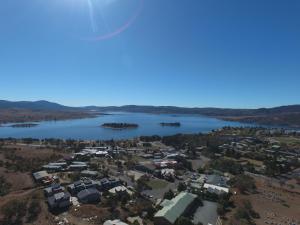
[0,127,299,225]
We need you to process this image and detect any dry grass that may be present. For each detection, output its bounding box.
[226,177,300,225]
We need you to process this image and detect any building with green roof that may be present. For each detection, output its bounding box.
[154,192,197,225]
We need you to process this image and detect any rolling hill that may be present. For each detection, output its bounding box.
[1,100,300,127]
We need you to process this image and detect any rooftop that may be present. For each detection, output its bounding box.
[155,192,197,224]
[103,220,128,225]
[33,171,49,180]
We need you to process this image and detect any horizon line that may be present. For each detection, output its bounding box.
[1,99,300,110]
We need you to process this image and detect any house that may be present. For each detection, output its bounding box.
[44,183,65,197]
[142,154,153,159]
[154,160,177,169]
[205,175,229,188]
[71,161,88,166]
[103,220,128,225]
[43,162,67,172]
[165,153,187,160]
[75,147,111,158]
[95,151,109,157]
[67,179,99,195]
[47,192,71,210]
[161,169,175,177]
[203,174,229,194]
[42,165,63,172]
[48,162,68,168]
[99,178,121,191]
[77,188,101,204]
[33,171,51,184]
[127,217,143,225]
[81,170,99,178]
[68,161,88,171]
[109,185,133,196]
[189,174,229,194]
[154,192,197,225]
[203,183,229,194]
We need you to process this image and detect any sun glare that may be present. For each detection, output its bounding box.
[48,0,143,41]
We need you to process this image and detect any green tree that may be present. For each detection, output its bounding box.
[229,175,256,194]
[175,217,193,225]
[164,189,175,200]
[177,182,187,192]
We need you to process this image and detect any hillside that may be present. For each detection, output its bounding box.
[0,100,74,111]
[88,105,300,128]
[1,100,300,127]
[0,100,94,124]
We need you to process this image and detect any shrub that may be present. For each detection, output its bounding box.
[229,175,256,194]
[0,176,11,196]
[163,189,175,200]
[177,182,187,192]
[175,217,193,225]
[1,199,27,225]
[26,199,41,223]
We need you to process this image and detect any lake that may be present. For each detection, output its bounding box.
[0,112,252,140]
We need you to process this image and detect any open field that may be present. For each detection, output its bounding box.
[228,177,300,225]
[0,145,67,192]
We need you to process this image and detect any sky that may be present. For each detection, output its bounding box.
[0,0,299,108]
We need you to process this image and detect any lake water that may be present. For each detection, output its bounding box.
[0,112,252,140]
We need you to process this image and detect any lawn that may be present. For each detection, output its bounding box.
[146,179,169,190]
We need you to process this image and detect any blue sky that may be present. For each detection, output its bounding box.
[0,0,299,108]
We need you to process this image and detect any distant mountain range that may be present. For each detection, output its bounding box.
[1,100,300,127]
[85,104,300,117]
[0,100,90,124]
[0,100,74,111]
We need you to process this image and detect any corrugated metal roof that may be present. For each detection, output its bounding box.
[154,192,197,224]
[33,171,49,180]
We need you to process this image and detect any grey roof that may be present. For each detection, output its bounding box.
[206,175,228,187]
[43,165,62,170]
[68,179,99,194]
[72,161,88,165]
[33,171,49,180]
[77,188,100,199]
[47,192,71,209]
[70,164,87,167]
[77,188,101,203]
[81,170,98,176]
[44,184,65,196]
[48,162,67,167]
[154,192,197,224]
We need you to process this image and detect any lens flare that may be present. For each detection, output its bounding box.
[84,0,144,41]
